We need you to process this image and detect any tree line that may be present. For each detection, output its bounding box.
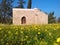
[0,0,60,24]
[48,12,60,23]
[0,0,32,24]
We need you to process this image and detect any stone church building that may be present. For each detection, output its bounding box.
[13,8,48,25]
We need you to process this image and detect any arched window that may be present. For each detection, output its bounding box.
[21,16,26,24]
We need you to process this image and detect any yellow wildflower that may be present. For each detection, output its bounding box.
[38,29,40,31]
[24,39,26,41]
[21,27,24,30]
[54,28,56,30]
[0,28,2,30]
[35,27,38,30]
[40,40,47,45]
[16,28,18,30]
[6,43,9,45]
[38,32,41,34]
[8,31,11,34]
[57,26,59,29]
[57,37,60,42]
[49,32,51,36]
[15,31,18,35]
[53,43,58,45]
[45,29,47,31]
[26,36,28,38]
[21,31,23,33]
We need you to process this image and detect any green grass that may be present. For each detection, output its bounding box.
[0,24,60,45]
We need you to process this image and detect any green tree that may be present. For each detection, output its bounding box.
[0,0,14,24]
[58,17,60,23]
[48,12,56,23]
[0,1,4,23]
[27,0,32,9]
[17,0,25,8]
[0,5,1,23]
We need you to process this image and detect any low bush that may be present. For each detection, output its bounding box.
[0,24,60,45]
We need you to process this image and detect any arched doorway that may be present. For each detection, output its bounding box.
[21,16,26,24]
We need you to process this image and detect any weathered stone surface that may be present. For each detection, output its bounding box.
[13,8,48,25]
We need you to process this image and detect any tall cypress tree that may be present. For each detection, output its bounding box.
[27,0,32,9]
[17,0,25,8]
[0,2,2,23]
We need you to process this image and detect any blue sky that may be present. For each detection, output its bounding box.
[13,0,60,18]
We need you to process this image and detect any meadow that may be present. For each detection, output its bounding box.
[0,24,60,45]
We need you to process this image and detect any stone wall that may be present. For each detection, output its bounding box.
[13,8,48,25]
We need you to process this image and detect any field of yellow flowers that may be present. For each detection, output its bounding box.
[0,24,60,45]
